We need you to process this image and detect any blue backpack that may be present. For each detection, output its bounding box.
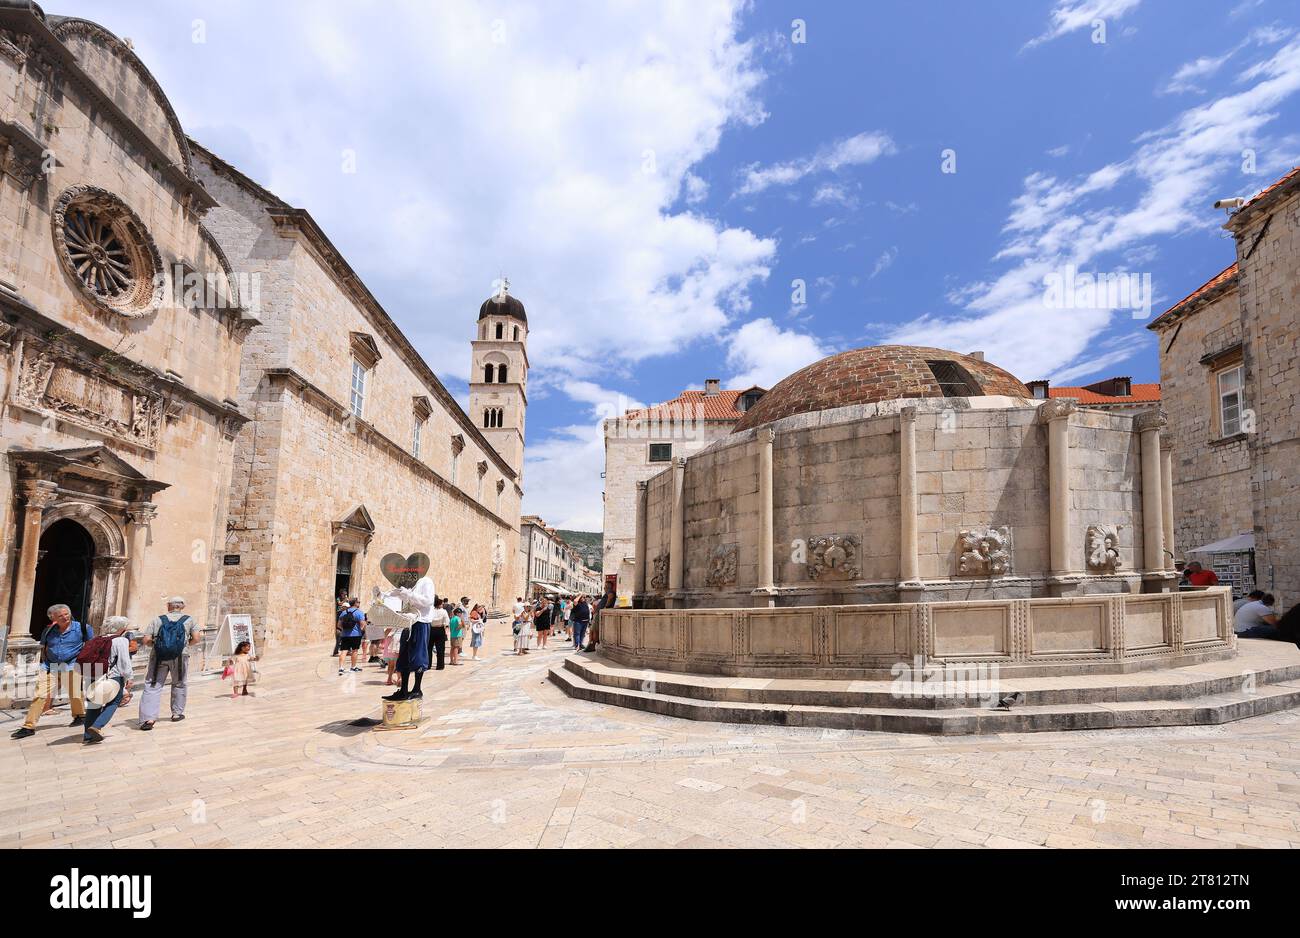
[155,614,190,659]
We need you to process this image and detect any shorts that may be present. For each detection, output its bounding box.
[338,635,362,652]
[451,636,464,650]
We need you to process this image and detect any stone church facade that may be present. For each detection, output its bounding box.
[0,9,253,653]
[0,7,526,659]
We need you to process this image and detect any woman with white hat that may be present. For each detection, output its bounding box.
[83,617,140,745]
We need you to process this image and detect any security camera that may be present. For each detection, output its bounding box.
[1214,197,1246,210]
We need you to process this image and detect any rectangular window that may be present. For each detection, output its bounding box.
[350,360,367,417]
[1217,364,1244,437]
[648,442,672,463]
[412,419,422,459]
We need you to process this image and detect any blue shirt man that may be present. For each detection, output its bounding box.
[42,615,92,673]
[338,605,366,638]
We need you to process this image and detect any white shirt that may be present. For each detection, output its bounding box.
[107,636,135,681]
[429,607,450,630]
[393,576,437,623]
[1235,600,1276,632]
[512,602,525,619]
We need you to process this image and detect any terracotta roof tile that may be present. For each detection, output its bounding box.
[622,388,761,422]
[1048,383,1161,405]
[1149,262,1239,330]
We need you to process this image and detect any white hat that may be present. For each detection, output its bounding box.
[84,677,120,709]
[167,596,186,607]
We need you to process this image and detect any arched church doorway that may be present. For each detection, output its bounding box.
[29,518,95,636]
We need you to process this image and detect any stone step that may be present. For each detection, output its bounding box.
[561,643,1300,710]
[548,660,1300,735]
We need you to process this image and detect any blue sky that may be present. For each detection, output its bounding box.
[82,0,1300,528]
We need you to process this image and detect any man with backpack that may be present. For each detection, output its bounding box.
[11,604,91,739]
[138,596,202,731]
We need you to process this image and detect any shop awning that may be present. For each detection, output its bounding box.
[531,581,573,596]
[1187,533,1255,554]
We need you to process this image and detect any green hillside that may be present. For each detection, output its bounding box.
[556,530,603,572]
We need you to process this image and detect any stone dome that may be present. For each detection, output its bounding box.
[732,345,1030,432]
[478,290,527,324]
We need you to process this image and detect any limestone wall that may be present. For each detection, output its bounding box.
[1157,289,1254,557]
[602,420,735,577]
[195,151,522,646]
[1234,189,1300,607]
[602,588,1234,679]
[638,400,1148,608]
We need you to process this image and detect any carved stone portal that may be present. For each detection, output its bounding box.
[1085,524,1123,573]
[808,534,860,580]
[957,527,1012,577]
[650,554,670,591]
[705,544,738,587]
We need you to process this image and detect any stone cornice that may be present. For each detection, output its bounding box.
[0,8,216,213]
[263,366,519,529]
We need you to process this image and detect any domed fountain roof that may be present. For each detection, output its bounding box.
[732,345,1030,432]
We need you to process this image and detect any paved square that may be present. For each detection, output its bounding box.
[4,622,1300,849]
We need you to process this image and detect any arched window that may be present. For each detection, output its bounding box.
[484,363,494,383]
[498,364,508,383]
[495,323,503,340]
[513,326,519,341]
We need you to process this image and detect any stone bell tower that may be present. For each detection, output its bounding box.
[469,278,529,479]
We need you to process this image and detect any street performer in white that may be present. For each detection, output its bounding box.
[379,572,437,701]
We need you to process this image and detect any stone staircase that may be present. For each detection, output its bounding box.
[549,639,1300,735]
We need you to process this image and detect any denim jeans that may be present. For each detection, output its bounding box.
[572,621,588,649]
[84,677,125,739]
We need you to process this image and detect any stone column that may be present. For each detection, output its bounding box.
[633,480,649,597]
[1136,410,1169,591]
[667,457,686,607]
[1160,433,1176,571]
[898,408,921,599]
[124,503,158,625]
[1040,399,1079,595]
[754,427,777,608]
[7,480,58,638]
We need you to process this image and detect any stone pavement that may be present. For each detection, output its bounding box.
[3,620,1300,849]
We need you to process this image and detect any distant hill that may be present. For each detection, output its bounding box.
[556,530,603,572]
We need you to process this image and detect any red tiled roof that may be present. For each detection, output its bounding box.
[622,388,763,422]
[1048,383,1160,405]
[1239,165,1300,217]
[1148,262,1239,330]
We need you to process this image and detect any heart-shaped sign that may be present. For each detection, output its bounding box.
[379,552,430,589]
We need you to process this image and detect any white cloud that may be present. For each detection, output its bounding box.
[1024,0,1144,50]
[1160,27,1294,95]
[870,247,898,279]
[522,376,645,529]
[92,0,782,529]
[724,318,831,388]
[811,183,856,207]
[735,131,895,196]
[888,35,1300,382]
[1047,342,1141,384]
[1046,144,1071,157]
[682,172,709,205]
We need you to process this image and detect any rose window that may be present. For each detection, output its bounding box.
[52,186,164,318]
[64,208,136,298]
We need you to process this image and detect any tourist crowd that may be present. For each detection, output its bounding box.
[9,580,620,744]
